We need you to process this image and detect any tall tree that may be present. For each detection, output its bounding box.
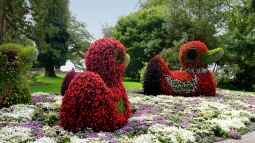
[221,0,255,91]
[113,6,169,79]
[31,0,70,77]
[68,16,93,69]
[0,0,31,43]
[166,0,229,48]
[102,24,114,38]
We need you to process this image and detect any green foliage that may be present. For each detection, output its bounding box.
[220,0,255,91]
[139,63,148,83]
[0,0,32,43]
[113,6,170,79]
[160,36,188,70]
[117,99,125,113]
[0,43,37,107]
[166,0,228,49]
[31,0,70,77]
[139,0,170,8]
[67,16,92,70]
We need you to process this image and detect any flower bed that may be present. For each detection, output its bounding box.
[0,90,255,143]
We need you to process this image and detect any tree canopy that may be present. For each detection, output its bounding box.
[113,6,169,79]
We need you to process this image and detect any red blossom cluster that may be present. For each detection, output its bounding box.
[144,41,217,96]
[60,38,131,132]
[85,38,126,86]
[179,41,208,69]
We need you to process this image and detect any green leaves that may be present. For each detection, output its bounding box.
[117,98,126,113]
[113,6,169,79]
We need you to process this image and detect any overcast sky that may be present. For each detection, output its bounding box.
[69,0,139,39]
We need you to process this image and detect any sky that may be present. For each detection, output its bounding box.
[69,0,139,39]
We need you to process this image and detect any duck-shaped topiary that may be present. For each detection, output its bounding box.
[143,41,224,96]
[60,38,131,132]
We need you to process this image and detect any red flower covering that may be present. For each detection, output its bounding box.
[144,41,217,96]
[60,38,131,132]
[85,38,126,86]
[60,69,77,96]
[179,41,208,69]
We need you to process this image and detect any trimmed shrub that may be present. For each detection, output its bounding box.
[0,43,37,108]
[60,38,131,132]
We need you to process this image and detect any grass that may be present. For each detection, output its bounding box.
[31,74,142,94]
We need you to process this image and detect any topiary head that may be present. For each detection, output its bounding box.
[0,43,38,78]
[179,41,224,69]
[85,38,129,85]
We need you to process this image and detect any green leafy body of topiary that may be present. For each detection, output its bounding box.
[0,43,37,108]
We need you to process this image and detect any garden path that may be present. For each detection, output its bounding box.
[216,131,255,143]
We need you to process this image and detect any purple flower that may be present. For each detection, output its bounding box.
[20,121,44,138]
[228,128,241,139]
[87,132,98,138]
[32,95,55,104]
[152,116,168,125]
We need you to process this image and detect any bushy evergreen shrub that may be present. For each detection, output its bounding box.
[0,43,37,108]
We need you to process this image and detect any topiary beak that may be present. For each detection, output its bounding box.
[201,48,224,64]
[124,53,130,67]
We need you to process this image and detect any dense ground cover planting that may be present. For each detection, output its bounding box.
[0,89,254,143]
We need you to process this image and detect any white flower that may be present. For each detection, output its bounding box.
[37,102,59,111]
[133,134,156,143]
[53,96,62,107]
[70,136,107,143]
[210,118,246,133]
[34,137,56,143]
[129,114,154,122]
[0,104,37,122]
[32,92,51,97]
[198,101,229,112]
[0,126,34,143]
[70,136,90,143]
[148,124,195,143]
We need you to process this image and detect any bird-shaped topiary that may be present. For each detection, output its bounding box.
[0,43,37,108]
[60,38,131,132]
[144,41,224,96]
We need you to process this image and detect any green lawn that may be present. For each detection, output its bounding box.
[31,74,142,94]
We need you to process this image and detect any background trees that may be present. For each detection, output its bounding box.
[31,0,70,77]
[67,16,93,70]
[113,0,227,80]
[113,0,255,91]
[113,6,169,79]
[0,0,254,91]
[220,0,255,91]
[0,0,31,43]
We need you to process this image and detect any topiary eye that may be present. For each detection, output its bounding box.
[185,48,198,63]
[4,50,17,62]
[115,48,124,64]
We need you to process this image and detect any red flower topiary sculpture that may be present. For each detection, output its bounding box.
[60,38,131,132]
[144,41,224,96]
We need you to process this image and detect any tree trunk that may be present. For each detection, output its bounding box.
[45,65,56,77]
[0,0,5,43]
